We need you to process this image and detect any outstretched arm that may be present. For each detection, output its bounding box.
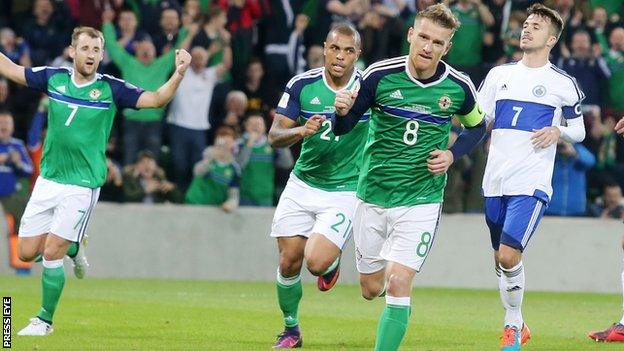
[136,49,191,109]
[0,51,26,86]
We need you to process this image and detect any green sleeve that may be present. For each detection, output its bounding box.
[102,22,135,70]
[456,103,485,128]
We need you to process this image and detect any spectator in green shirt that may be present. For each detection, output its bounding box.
[185,126,240,212]
[446,0,494,83]
[605,27,624,113]
[237,114,293,207]
[102,9,193,165]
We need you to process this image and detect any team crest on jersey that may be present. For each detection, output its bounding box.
[438,95,452,110]
[532,85,546,97]
[224,169,232,178]
[89,89,101,100]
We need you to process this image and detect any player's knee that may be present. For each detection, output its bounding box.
[279,253,303,276]
[497,251,520,269]
[42,244,66,261]
[360,282,381,301]
[17,242,38,262]
[386,273,410,296]
[305,255,331,276]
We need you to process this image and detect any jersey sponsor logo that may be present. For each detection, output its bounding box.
[390,89,403,99]
[438,95,452,110]
[310,96,321,105]
[532,85,546,97]
[278,92,290,108]
[89,89,102,100]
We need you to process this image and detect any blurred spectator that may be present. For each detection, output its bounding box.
[501,11,524,59]
[236,57,275,117]
[0,27,31,67]
[546,141,596,216]
[359,0,404,65]
[50,46,72,68]
[0,78,13,112]
[100,157,124,202]
[183,0,203,24]
[68,0,123,29]
[21,0,71,66]
[167,45,231,190]
[102,10,191,165]
[191,6,230,68]
[221,90,248,133]
[446,0,494,83]
[113,8,146,56]
[153,8,183,55]
[306,45,324,69]
[557,29,611,106]
[0,110,33,228]
[482,0,507,64]
[125,0,182,37]
[588,6,611,55]
[214,0,262,83]
[590,179,624,219]
[238,114,293,206]
[605,27,624,114]
[122,151,182,204]
[311,0,366,46]
[259,1,309,95]
[185,126,240,212]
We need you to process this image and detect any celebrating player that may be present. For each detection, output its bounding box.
[477,4,586,350]
[332,4,486,351]
[0,26,191,336]
[268,22,369,348]
[587,116,624,343]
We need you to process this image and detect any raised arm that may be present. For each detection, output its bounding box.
[136,49,191,109]
[0,51,26,86]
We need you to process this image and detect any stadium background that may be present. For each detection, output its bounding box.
[2,0,624,349]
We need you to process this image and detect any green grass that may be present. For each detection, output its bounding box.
[1,275,623,350]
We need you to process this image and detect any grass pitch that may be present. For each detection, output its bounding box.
[1,275,623,350]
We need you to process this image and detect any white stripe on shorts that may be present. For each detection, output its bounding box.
[521,201,542,248]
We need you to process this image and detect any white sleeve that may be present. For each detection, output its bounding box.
[477,67,498,126]
[557,116,586,143]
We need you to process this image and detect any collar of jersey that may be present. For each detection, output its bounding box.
[70,69,99,89]
[404,57,449,88]
[321,67,358,93]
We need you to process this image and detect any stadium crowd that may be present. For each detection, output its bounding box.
[0,0,623,217]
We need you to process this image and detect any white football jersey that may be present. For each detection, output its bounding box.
[478,61,585,201]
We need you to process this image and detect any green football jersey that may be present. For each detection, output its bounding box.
[336,56,484,207]
[185,160,240,205]
[276,68,370,191]
[25,67,144,188]
[239,136,274,206]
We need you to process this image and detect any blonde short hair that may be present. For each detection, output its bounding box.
[71,26,104,47]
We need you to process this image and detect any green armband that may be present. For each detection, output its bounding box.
[456,104,485,128]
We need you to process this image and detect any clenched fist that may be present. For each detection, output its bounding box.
[334,83,359,116]
[300,115,325,137]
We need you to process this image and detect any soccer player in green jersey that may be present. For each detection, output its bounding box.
[0,26,191,336]
[332,4,487,351]
[268,22,369,348]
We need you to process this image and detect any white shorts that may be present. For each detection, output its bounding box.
[19,177,100,242]
[270,174,356,250]
[354,199,442,274]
